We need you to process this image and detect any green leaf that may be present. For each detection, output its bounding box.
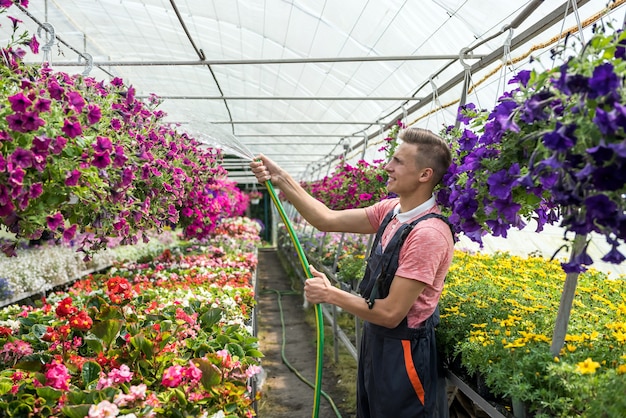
[199,308,223,328]
[225,343,245,358]
[0,379,13,396]
[194,358,222,390]
[35,386,63,403]
[91,319,123,348]
[130,333,154,360]
[84,335,104,353]
[81,361,102,388]
[61,405,92,418]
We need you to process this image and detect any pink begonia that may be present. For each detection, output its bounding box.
[185,361,202,382]
[44,363,70,391]
[114,383,147,407]
[161,364,184,388]
[245,365,262,378]
[0,340,33,364]
[110,364,133,384]
[88,400,119,418]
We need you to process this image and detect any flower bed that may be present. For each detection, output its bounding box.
[0,218,263,417]
[438,250,626,418]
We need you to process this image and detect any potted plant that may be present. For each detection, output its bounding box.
[248,190,263,205]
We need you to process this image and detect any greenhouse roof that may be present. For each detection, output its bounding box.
[2,0,625,184]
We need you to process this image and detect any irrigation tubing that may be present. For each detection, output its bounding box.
[262,288,343,418]
[265,179,325,418]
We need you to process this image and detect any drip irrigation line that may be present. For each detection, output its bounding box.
[261,288,343,418]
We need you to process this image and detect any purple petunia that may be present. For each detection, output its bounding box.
[588,62,619,99]
[542,122,577,152]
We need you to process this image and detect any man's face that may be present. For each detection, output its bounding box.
[384,142,422,195]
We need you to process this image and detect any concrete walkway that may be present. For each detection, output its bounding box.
[455,220,626,279]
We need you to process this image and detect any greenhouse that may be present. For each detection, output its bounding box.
[0,0,625,417]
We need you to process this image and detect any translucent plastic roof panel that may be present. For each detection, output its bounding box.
[2,0,624,184]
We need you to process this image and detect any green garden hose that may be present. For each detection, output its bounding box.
[265,179,325,418]
[263,288,343,418]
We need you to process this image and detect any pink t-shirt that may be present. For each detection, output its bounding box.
[365,198,454,328]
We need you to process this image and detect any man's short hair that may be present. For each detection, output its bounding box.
[398,128,452,185]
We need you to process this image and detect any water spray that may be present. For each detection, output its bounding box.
[187,123,325,418]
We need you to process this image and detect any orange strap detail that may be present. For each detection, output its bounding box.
[402,339,425,405]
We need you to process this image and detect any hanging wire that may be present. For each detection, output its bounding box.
[426,76,442,130]
[570,0,585,44]
[495,27,514,103]
[454,47,472,129]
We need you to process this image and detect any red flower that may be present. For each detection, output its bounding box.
[68,311,93,331]
[55,297,78,318]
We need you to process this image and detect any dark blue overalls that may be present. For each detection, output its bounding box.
[357,210,453,418]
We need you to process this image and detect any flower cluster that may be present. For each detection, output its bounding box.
[438,250,626,417]
[438,27,626,273]
[0,3,247,257]
[0,218,262,417]
[302,120,404,210]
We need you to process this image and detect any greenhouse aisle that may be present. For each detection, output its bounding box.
[255,248,351,418]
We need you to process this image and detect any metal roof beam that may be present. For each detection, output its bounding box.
[49,54,487,67]
[141,96,420,101]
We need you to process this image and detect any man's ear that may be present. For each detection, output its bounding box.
[420,168,433,182]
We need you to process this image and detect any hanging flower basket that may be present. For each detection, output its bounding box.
[248,190,263,205]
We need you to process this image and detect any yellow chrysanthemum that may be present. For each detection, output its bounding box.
[575,358,601,375]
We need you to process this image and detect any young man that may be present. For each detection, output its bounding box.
[250,127,454,417]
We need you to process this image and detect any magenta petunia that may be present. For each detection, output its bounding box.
[46,212,64,230]
[120,168,134,187]
[61,119,82,138]
[93,136,112,153]
[52,136,67,154]
[110,118,121,131]
[62,224,77,242]
[47,79,64,100]
[10,148,34,169]
[34,97,51,113]
[67,91,86,112]
[92,152,111,169]
[9,166,25,187]
[28,183,43,199]
[65,169,81,186]
[87,104,102,125]
[8,93,32,112]
[28,35,39,54]
[112,146,128,168]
